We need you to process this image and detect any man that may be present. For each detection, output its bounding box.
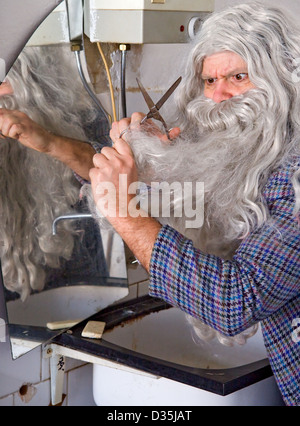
[1,2,299,406]
[89,3,300,406]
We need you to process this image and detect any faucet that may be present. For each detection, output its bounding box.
[52,214,93,236]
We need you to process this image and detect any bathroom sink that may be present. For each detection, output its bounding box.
[52,295,285,406]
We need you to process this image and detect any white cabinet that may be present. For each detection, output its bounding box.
[84,0,215,44]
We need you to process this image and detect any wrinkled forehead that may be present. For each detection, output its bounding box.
[202,51,249,75]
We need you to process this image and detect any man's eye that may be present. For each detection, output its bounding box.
[206,78,217,85]
[234,73,248,82]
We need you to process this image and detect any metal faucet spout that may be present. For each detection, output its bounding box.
[52,214,93,235]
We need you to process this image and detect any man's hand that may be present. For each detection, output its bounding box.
[110,112,181,144]
[89,138,138,223]
[0,108,54,153]
[89,133,162,272]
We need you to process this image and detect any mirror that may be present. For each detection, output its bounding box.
[0,0,65,81]
[0,1,129,359]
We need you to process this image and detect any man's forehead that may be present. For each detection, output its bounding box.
[202,51,248,77]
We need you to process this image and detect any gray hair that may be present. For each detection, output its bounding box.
[0,45,100,300]
[178,2,300,130]
[176,2,300,217]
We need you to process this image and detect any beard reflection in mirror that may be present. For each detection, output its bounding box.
[0,45,110,301]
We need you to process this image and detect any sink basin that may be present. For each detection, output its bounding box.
[87,296,285,406]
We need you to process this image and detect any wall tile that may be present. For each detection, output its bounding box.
[66,364,96,406]
[0,394,13,406]
[14,380,51,406]
[0,342,41,398]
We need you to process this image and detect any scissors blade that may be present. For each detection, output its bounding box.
[0,132,8,139]
[136,78,156,111]
[155,76,182,111]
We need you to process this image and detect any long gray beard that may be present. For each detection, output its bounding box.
[127,89,280,259]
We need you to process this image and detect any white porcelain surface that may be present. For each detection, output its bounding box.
[93,365,284,406]
[93,307,285,406]
[103,307,267,369]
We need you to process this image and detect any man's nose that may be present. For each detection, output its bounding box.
[212,79,233,103]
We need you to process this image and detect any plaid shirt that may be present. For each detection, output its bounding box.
[149,159,300,406]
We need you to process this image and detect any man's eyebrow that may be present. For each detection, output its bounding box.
[201,69,249,79]
[201,74,213,80]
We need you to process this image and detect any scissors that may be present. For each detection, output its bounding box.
[0,132,15,140]
[0,132,8,139]
[120,76,182,140]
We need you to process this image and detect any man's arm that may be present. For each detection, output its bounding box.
[108,215,162,272]
[0,108,96,180]
[45,133,96,181]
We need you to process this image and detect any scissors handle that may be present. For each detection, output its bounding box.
[140,115,171,140]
